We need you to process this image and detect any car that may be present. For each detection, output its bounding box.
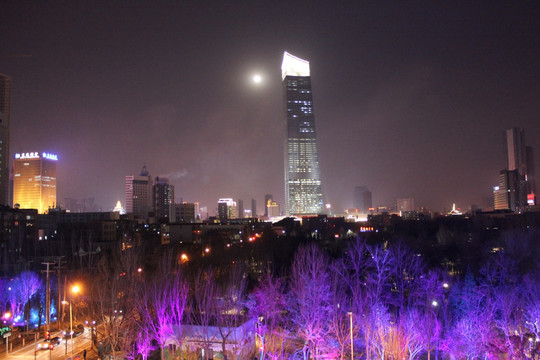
[36,336,62,350]
[62,324,84,338]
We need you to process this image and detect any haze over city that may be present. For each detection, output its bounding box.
[1,1,539,214]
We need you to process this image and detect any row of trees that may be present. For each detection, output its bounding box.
[76,231,539,360]
[2,229,539,360]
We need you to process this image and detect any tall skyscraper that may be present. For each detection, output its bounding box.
[494,127,536,210]
[153,176,174,222]
[13,152,57,214]
[353,186,372,213]
[0,74,11,205]
[251,198,257,217]
[125,166,152,219]
[282,52,323,216]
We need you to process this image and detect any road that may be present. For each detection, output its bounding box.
[0,329,92,360]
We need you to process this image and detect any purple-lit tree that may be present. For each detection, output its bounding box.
[189,268,218,358]
[215,264,247,360]
[10,271,42,330]
[289,243,332,359]
[332,239,372,358]
[170,269,189,358]
[250,271,287,360]
[326,274,355,360]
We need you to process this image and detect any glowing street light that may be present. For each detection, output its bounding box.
[252,74,262,84]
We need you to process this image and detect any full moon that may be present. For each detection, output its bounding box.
[253,74,262,83]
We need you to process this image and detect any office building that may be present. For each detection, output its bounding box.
[125,166,152,219]
[267,200,280,218]
[13,152,57,214]
[174,202,196,223]
[251,198,257,217]
[353,186,372,213]
[0,74,11,205]
[397,198,415,213]
[493,128,536,211]
[153,177,174,222]
[237,199,244,218]
[282,52,323,216]
[494,170,518,211]
[264,194,273,217]
[218,198,237,222]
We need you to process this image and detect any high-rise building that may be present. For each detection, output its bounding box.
[353,186,372,213]
[251,198,257,217]
[237,198,244,218]
[493,128,536,210]
[264,194,273,217]
[218,198,237,222]
[493,169,518,211]
[174,202,196,223]
[282,52,323,216]
[397,198,415,213]
[125,166,152,219]
[13,152,57,214]
[153,176,174,222]
[0,74,11,205]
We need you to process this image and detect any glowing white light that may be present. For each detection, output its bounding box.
[281,52,310,80]
[432,300,439,307]
[253,74,262,83]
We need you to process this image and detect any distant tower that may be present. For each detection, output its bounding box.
[0,74,11,205]
[282,52,323,216]
[237,199,244,218]
[218,198,237,222]
[153,176,174,222]
[493,170,518,211]
[353,186,372,213]
[13,152,58,213]
[397,198,415,213]
[264,194,273,217]
[125,166,152,219]
[495,128,536,210]
[251,198,257,217]
[113,200,125,214]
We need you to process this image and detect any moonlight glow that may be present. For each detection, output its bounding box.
[253,74,262,83]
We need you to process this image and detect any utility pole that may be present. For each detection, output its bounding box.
[42,262,54,329]
[54,257,65,329]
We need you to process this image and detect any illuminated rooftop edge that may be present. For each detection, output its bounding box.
[282,52,310,80]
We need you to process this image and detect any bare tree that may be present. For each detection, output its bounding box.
[189,268,218,359]
[12,271,43,331]
[289,243,332,360]
[250,271,287,360]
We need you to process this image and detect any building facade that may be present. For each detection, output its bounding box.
[153,176,174,222]
[0,74,11,205]
[493,128,536,211]
[353,186,372,213]
[282,52,323,216]
[125,166,152,219]
[217,198,237,222]
[13,152,57,214]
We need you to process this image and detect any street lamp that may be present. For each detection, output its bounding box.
[348,312,353,360]
[62,285,80,359]
[62,301,73,359]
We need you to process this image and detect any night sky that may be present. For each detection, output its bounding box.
[1,1,539,215]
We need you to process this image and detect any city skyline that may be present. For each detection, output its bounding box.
[1,2,539,214]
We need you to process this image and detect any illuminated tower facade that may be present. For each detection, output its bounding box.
[282,52,323,216]
[13,152,58,214]
[0,74,11,205]
[125,165,152,219]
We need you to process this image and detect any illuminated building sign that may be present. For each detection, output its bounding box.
[14,152,58,161]
[528,193,536,206]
